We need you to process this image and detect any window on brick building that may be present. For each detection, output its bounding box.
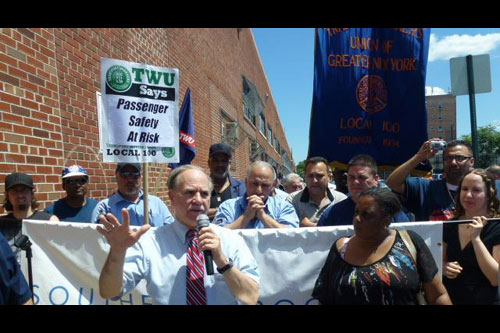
[244,103,256,126]
[221,122,226,137]
[242,76,263,128]
[259,113,266,136]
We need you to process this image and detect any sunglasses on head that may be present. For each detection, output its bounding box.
[120,171,141,179]
[65,178,88,185]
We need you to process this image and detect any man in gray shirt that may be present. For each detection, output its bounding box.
[287,157,347,227]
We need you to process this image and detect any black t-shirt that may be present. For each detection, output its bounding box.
[443,221,500,304]
[210,185,233,209]
[312,230,438,305]
[0,211,53,258]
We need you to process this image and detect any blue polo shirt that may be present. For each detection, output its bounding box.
[317,196,410,226]
[405,177,455,222]
[214,195,299,229]
[91,190,174,227]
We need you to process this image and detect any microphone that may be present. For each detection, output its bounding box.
[14,234,31,251]
[14,234,34,303]
[196,214,214,276]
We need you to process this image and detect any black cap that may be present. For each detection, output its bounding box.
[5,173,34,190]
[116,163,142,173]
[209,143,232,158]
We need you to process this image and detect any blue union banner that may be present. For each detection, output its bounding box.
[308,28,431,174]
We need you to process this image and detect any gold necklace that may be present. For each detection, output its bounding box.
[446,186,457,206]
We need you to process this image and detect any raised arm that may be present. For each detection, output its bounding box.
[386,139,438,194]
[97,208,150,299]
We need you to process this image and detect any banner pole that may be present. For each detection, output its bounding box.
[143,163,149,225]
[443,218,500,225]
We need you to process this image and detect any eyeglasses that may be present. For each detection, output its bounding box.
[64,178,88,185]
[444,155,472,163]
[120,171,141,179]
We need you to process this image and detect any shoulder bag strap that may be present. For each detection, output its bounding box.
[399,230,427,305]
[399,229,417,265]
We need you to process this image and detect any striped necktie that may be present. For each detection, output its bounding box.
[186,229,207,305]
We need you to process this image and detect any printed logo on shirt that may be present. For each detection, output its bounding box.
[214,217,226,225]
[429,208,454,221]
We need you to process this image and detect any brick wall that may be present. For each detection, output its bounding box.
[0,28,294,212]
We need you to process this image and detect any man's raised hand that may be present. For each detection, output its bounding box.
[96,208,150,251]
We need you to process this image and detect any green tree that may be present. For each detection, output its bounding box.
[296,160,306,179]
[461,125,500,168]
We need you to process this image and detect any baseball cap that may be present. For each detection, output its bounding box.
[209,143,232,158]
[62,165,89,179]
[5,173,34,190]
[116,163,142,173]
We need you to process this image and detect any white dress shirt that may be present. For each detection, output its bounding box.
[118,219,259,305]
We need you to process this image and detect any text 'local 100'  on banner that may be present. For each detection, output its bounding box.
[308,29,431,175]
[99,58,180,163]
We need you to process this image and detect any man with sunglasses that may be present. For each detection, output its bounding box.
[91,163,174,227]
[386,139,475,221]
[44,165,98,222]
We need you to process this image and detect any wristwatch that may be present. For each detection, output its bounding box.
[217,257,233,274]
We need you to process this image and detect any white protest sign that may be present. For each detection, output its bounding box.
[100,58,179,163]
[21,220,443,305]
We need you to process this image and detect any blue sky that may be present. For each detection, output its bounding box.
[252,28,500,164]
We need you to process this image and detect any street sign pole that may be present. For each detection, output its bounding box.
[466,55,479,160]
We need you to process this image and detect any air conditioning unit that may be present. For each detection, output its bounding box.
[225,122,239,140]
[250,140,262,161]
[223,122,245,149]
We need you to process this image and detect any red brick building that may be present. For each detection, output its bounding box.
[425,93,457,173]
[426,93,457,142]
[0,28,294,212]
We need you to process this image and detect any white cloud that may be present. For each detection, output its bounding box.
[425,86,447,96]
[429,33,500,62]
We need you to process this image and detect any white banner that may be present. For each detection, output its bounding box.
[21,220,442,305]
[100,58,179,163]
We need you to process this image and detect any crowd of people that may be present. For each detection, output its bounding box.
[1,140,499,305]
